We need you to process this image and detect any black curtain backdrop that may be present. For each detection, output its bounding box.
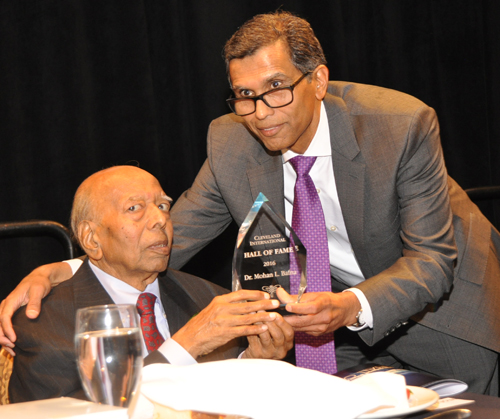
[1,0,499,299]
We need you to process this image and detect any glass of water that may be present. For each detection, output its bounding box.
[75,304,143,407]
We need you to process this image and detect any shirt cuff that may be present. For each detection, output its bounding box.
[158,338,197,366]
[343,288,374,330]
[63,258,84,276]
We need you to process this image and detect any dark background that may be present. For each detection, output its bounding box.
[1,0,499,299]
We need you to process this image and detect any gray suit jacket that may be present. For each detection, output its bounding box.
[9,260,241,402]
[170,81,500,353]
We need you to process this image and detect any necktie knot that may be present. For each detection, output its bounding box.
[289,155,317,177]
[136,292,156,316]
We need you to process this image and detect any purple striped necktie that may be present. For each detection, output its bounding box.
[136,292,165,353]
[289,155,337,374]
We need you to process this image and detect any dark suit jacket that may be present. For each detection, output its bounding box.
[9,260,241,402]
[170,81,500,353]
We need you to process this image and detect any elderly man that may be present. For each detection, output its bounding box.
[2,11,500,394]
[7,166,293,403]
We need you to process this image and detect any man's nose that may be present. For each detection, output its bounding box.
[254,98,274,120]
[148,205,168,229]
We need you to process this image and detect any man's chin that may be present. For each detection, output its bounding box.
[147,256,169,274]
[157,258,169,273]
[258,137,288,153]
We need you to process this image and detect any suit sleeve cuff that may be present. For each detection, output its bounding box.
[63,258,84,275]
[158,338,198,366]
[343,288,374,330]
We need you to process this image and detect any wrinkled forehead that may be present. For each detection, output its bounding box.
[107,176,170,205]
[93,169,171,211]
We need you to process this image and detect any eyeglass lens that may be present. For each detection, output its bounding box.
[232,88,293,115]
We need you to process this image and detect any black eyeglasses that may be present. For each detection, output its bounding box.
[226,72,312,116]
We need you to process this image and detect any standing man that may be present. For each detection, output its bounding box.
[1,11,499,394]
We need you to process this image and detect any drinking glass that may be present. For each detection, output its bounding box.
[75,304,143,408]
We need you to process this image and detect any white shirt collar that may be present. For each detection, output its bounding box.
[88,261,161,305]
[282,102,331,163]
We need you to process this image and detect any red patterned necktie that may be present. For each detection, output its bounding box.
[136,292,165,353]
[289,155,337,374]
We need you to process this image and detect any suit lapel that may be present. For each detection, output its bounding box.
[246,152,285,217]
[73,260,114,311]
[72,263,200,337]
[324,95,372,277]
[157,271,199,336]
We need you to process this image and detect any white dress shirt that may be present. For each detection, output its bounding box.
[86,261,197,365]
[281,102,373,329]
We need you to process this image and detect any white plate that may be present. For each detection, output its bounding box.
[358,386,439,419]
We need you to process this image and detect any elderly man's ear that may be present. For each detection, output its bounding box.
[77,221,104,260]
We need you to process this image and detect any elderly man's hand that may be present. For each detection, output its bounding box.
[0,262,71,355]
[172,290,284,359]
[276,288,361,336]
[243,313,294,360]
[0,272,51,355]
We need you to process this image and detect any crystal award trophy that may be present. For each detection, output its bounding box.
[232,193,307,313]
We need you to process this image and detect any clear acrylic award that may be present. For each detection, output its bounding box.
[232,193,307,312]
